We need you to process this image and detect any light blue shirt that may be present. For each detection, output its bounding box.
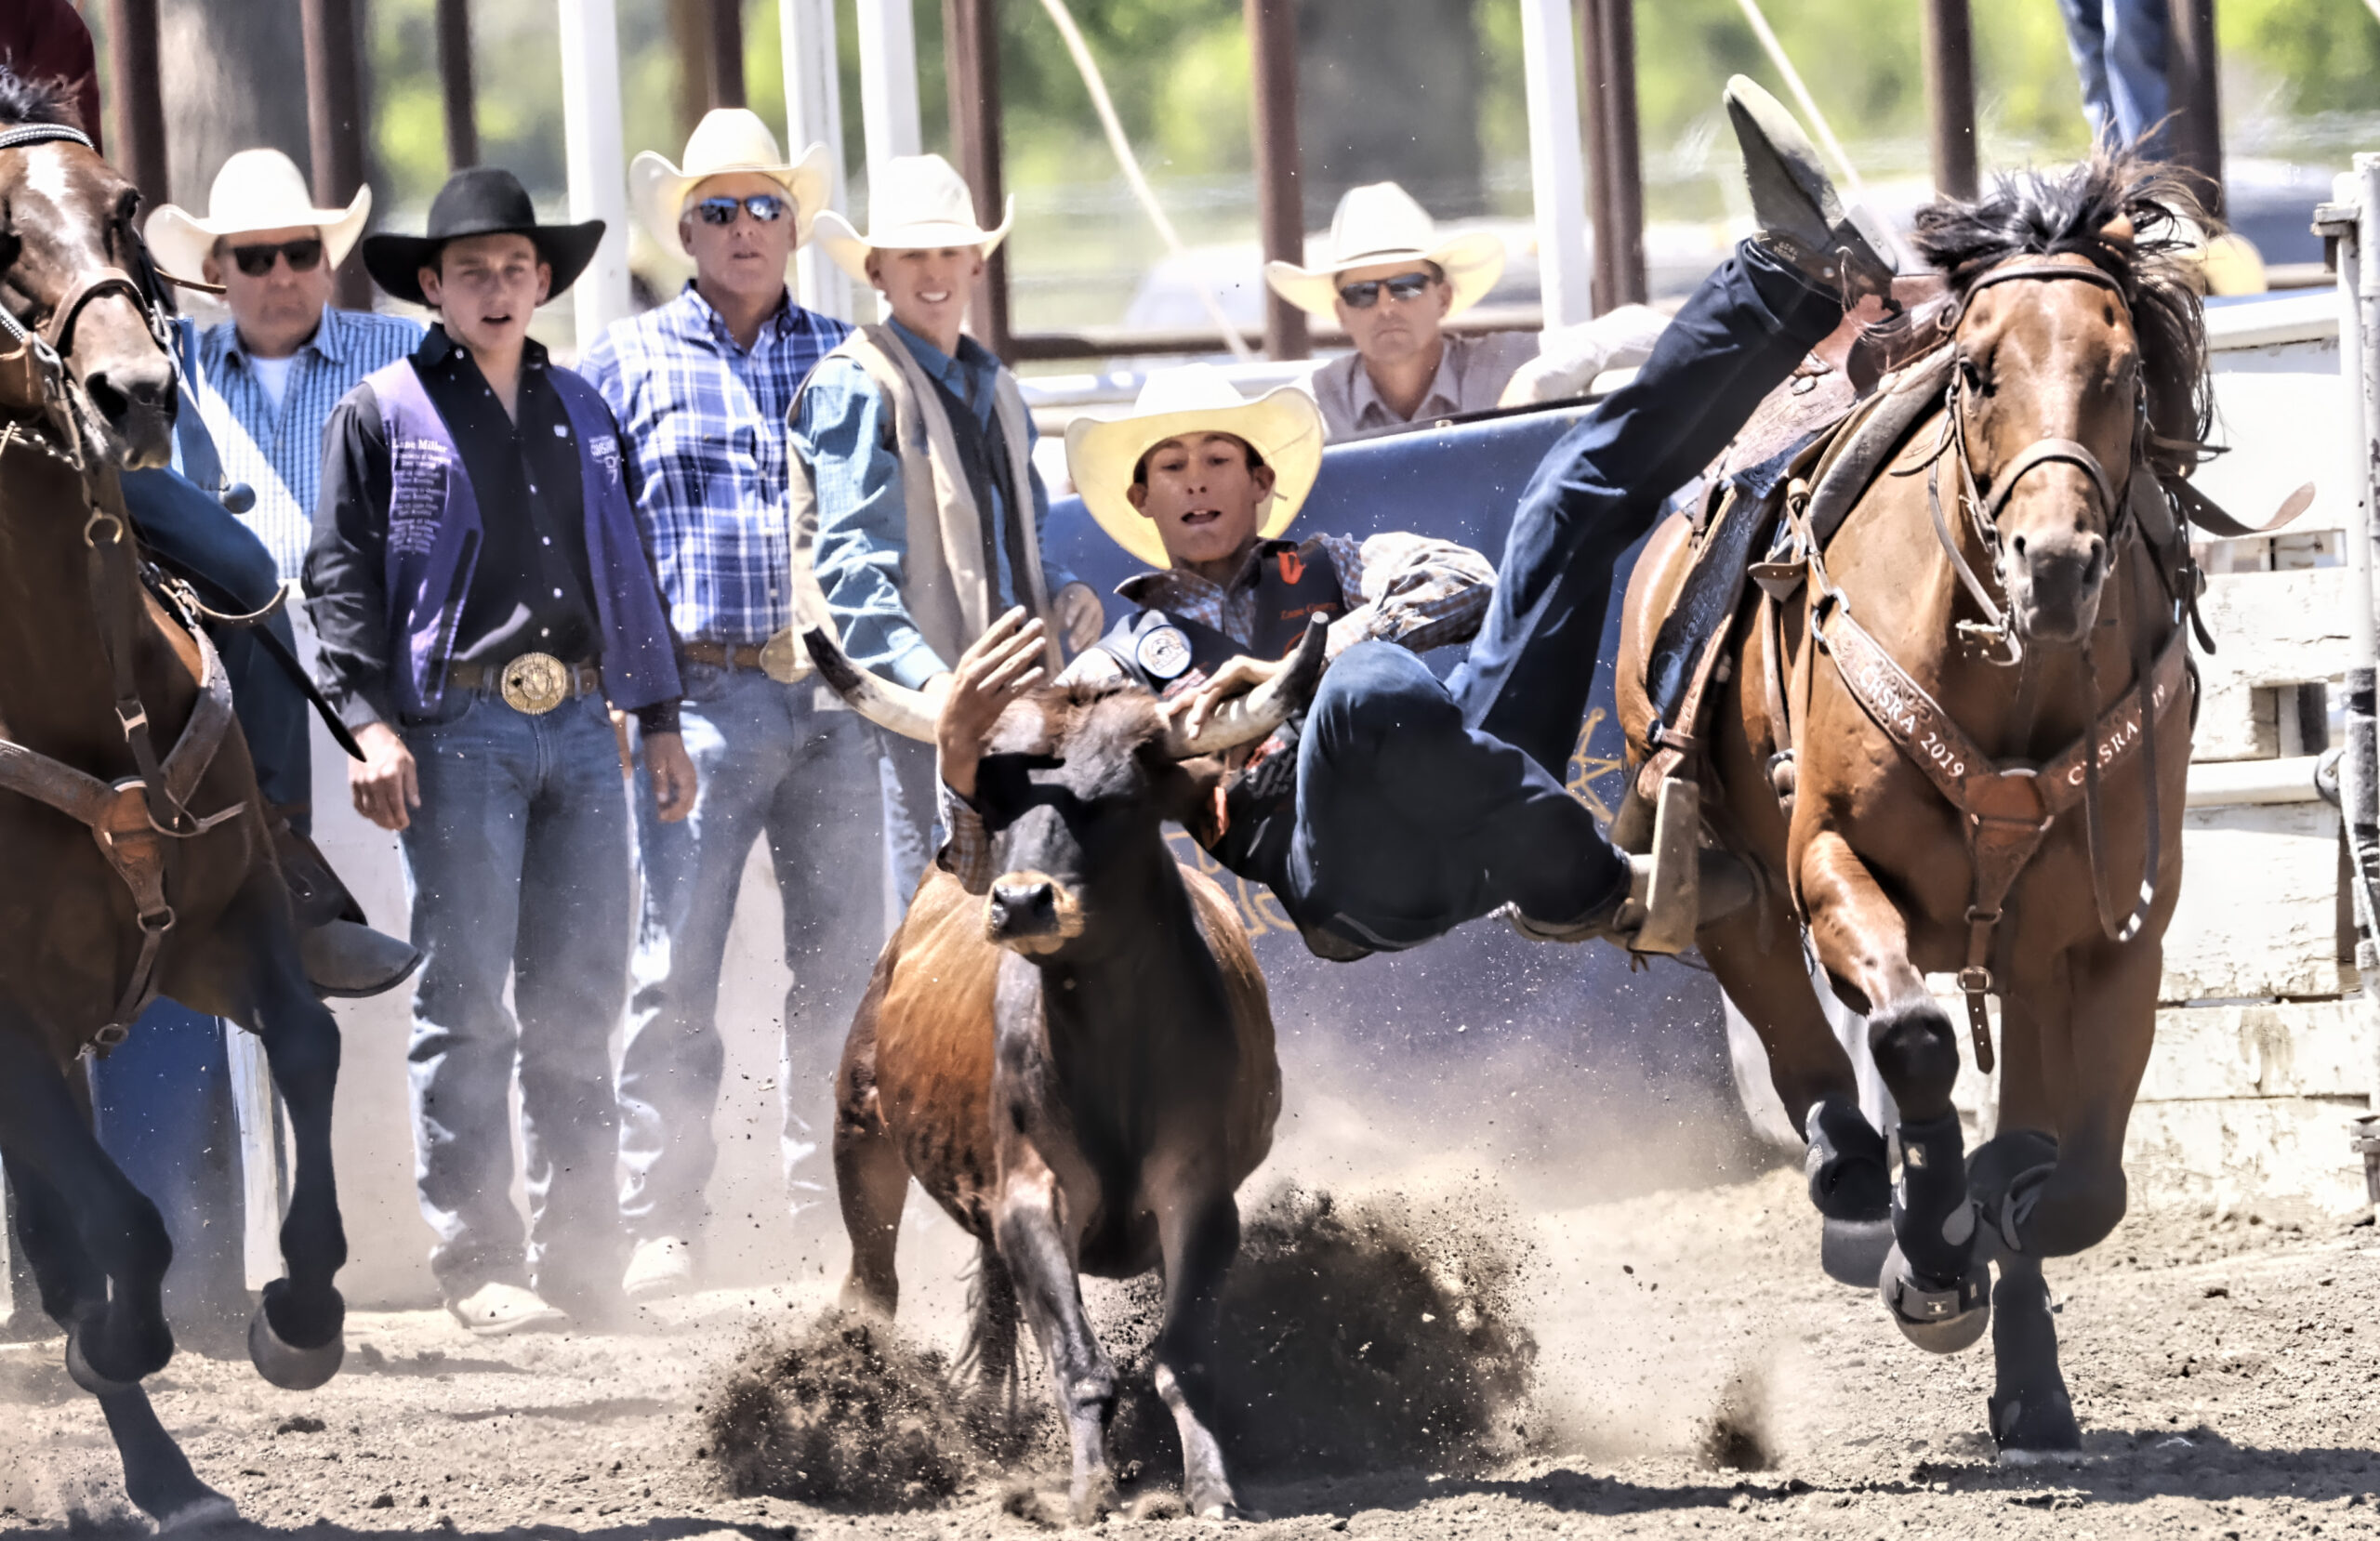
[192,305,424,581]
[796,318,1077,689]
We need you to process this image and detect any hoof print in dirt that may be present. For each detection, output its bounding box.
[701,1311,971,1509]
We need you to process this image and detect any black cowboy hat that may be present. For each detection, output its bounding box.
[361,166,605,308]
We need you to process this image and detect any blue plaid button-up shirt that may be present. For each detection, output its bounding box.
[581,283,852,645]
[192,306,425,580]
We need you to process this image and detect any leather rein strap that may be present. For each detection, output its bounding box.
[1805,257,2179,1073]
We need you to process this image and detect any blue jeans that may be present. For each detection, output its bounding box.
[1272,243,1842,949]
[2057,0,2170,152]
[618,667,888,1241]
[878,730,946,929]
[121,468,311,827]
[398,688,633,1306]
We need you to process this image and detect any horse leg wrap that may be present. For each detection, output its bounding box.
[1967,1128,2059,1263]
[1879,1113,1990,1354]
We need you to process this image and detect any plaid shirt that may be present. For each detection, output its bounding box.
[936,530,1495,892]
[193,307,425,580]
[580,284,852,645]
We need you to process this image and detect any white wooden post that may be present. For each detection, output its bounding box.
[854,0,922,203]
[559,0,632,355]
[780,0,854,321]
[1518,0,1592,329]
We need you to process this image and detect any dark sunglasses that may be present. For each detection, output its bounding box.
[692,193,791,227]
[226,237,325,277]
[1337,270,1436,310]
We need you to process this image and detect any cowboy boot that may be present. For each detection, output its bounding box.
[268,806,422,999]
[1724,75,1898,302]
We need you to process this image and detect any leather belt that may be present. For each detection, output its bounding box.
[678,640,770,671]
[447,656,602,706]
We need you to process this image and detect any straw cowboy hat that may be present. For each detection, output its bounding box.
[145,148,372,284]
[1263,181,1506,320]
[812,154,1012,285]
[629,108,835,261]
[1065,364,1325,571]
[361,166,605,307]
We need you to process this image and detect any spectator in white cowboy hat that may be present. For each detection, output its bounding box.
[579,108,887,1302]
[1266,181,1669,441]
[794,151,1104,902]
[147,148,422,579]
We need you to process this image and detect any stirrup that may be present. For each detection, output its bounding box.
[1630,778,1702,955]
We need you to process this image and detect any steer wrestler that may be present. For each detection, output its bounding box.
[931,77,1895,958]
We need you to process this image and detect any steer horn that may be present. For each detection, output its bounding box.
[802,626,940,742]
[1160,613,1331,759]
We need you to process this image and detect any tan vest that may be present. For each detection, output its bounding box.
[787,324,1060,679]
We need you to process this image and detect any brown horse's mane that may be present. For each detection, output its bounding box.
[0,64,86,131]
[1910,153,2214,473]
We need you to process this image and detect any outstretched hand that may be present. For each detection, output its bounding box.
[937,607,1049,800]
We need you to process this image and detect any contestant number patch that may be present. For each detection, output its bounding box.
[1136,625,1193,681]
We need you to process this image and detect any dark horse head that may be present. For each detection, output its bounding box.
[1912,154,2211,648]
[0,68,178,469]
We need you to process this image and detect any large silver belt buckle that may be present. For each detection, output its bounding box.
[500,652,573,714]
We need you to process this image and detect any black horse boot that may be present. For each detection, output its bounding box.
[270,808,421,998]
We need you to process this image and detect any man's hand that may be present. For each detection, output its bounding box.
[349,720,419,832]
[937,608,1048,800]
[1171,652,1289,742]
[646,731,699,823]
[1052,581,1104,654]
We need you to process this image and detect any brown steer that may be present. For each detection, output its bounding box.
[811,620,1326,1521]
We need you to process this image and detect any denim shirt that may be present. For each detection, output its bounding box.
[796,317,1078,689]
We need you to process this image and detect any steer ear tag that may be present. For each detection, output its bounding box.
[1137,625,1193,682]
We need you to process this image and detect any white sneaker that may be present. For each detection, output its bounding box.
[621,1235,696,1302]
[447,1281,565,1337]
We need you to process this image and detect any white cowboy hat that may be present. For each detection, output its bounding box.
[1263,180,1507,321]
[629,108,835,261]
[1065,364,1325,571]
[144,148,371,284]
[812,153,1012,285]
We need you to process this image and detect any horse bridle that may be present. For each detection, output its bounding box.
[0,124,175,406]
[1910,258,2145,669]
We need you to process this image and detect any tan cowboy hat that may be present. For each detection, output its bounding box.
[629,108,835,261]
[812,153,1012,285]
[144,148,372,284]
[1066,364,1324,571]
[1263,181,1506,320]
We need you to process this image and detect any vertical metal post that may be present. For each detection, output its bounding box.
[2166,0,2223,218]
[779,0,854,320]
[1247,0,1308,362]
[301,0,375,310]
[708,0,747,109]
[1580,0,1646,311]
[855,0,923,203]
[559,0,633,351]
[107,0,169,208]
[1520,0,1592,328]
[437,0,480,169]
[943,0,1010,357]
[1920,0,1978,201]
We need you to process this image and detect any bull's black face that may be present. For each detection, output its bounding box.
[971,684,1223,959]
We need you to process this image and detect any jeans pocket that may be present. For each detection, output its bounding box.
[403,687,483,732]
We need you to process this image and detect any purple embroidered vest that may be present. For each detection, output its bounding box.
[368,358,681,717]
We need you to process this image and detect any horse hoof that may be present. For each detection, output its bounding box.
[64,1329,140,1397]
[1878,1241,1990,1354]
[248,1307,344,1391]
[155,1494,240,1533]
[1821,1217,1894,1286]
[1990,1390,2082,1456]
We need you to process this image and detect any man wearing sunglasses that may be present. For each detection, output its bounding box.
[581,110,886,1304]
[1266,181,1669,441]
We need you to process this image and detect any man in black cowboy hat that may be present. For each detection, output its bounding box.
[304,166,697,1337]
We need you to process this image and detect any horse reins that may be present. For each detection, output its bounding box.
[1805,256,2181,1070]
[0,122,244,1047]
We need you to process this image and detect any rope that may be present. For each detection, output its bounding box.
[1031,0,1257,362]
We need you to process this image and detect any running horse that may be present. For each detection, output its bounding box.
[0,76,348,1523]
[1617,156,2233,1454]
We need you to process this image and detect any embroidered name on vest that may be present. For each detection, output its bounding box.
[388,435,451,558]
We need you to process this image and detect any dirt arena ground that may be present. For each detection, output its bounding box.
[4,1139,2375,1541]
